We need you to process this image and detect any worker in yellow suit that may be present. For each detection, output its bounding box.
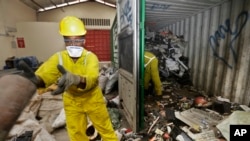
[144,51,162,96]
[35,16,117,141]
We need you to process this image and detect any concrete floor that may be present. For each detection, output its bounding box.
[52,127,69,141]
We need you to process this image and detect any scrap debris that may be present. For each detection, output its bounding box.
[4,62,250,141]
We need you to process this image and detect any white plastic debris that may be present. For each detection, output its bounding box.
[52,108,66,129]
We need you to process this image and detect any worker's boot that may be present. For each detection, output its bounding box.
[144,89,150,96]
[154,95,162,101]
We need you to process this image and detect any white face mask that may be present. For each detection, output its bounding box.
[66,46,83,57]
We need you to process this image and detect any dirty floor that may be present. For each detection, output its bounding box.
[52,81,199,141]
[52,112,130,141]
[52,90,130,141]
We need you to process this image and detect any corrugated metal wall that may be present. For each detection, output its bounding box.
[165,0,250,105]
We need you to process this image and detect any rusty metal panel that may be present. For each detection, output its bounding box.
[147,0,250,105]
[219,0,245,102]
[176,21,180,35]
[146,0,227,30]
[192,13,202,87]
[172,23,176,35]
[211,1,230,97]
[204,6,220,95]
[227,0,250,104]
[180,20,185,36]
[169,25,173,32]
[188,15,196,70]
[184,18,190,57]
[198,10,210,91]
[239,0,250,105]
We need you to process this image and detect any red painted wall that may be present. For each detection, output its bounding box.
[85,30,111,61]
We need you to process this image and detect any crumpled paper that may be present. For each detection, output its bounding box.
[216,111,250,141]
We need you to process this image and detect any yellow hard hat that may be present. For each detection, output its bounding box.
[59,16,87,36]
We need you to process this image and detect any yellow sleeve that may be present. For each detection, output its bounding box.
[35,53,61,87]
[84,53,99,90]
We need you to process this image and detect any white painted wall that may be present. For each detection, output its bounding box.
[16,22,64,62]
[34,2,116,62]
[0,1,116,69]
[0,0,36,69]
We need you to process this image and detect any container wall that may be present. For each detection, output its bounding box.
[166,0,250,105]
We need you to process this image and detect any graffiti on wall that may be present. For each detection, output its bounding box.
[209,11,249,68]
[120,0,132,29]
[150,3,171,10]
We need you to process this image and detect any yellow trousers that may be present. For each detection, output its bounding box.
[63,87,118,141]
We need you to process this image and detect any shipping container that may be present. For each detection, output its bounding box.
[116,0,250,132]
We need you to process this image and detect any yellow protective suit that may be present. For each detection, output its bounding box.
[35,50,117,141]
[144,51,162,96]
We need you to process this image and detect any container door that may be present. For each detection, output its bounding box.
[116,0,141,131]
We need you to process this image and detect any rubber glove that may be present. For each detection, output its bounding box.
[18,60,39,86]
[51,65,81,95]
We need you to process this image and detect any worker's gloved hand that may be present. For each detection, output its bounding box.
[51,65,81,95]
[18,60,39,86]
